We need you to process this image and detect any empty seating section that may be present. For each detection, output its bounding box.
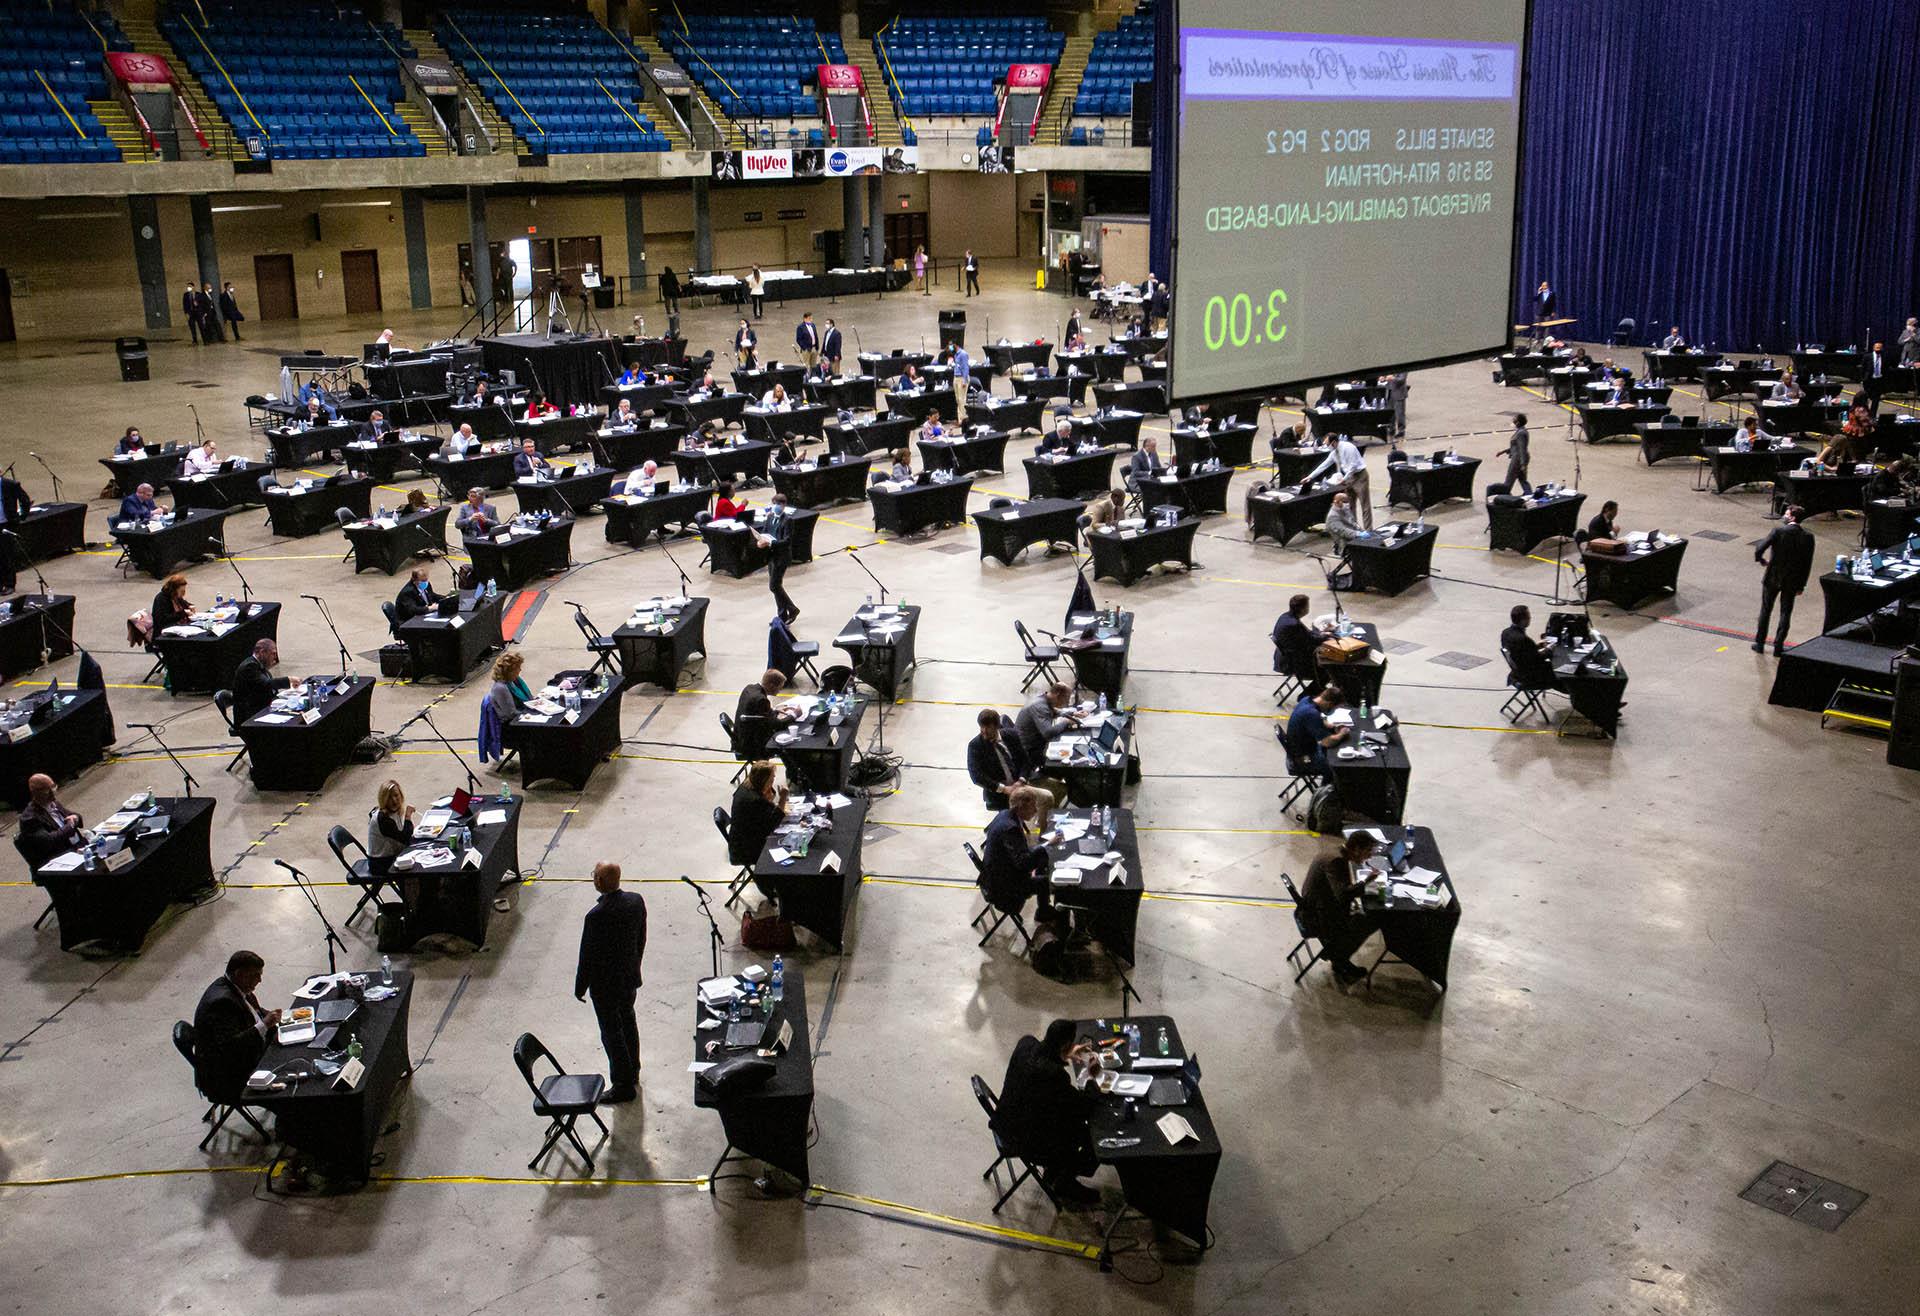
[159,2,424,159]
[659,16,844,122]
[1075,5,1152,119]
[436,9,670,153]
[877,16,1063,120]
[0,2,125,163]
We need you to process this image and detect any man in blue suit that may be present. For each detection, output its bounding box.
[119,482,160,522]
[795,311,820,370]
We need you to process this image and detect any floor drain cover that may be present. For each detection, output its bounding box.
[1382,638,1424,655]
[1692,529,1738,542]
[1429,650,1490,670]
[1739,1161,1867,1232]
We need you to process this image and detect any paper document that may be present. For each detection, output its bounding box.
[475,808,508,826]
[1157,1112,1198,1144]
[38,852,85,872]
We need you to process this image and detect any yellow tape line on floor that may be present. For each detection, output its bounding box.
[808,1184,1100,1259]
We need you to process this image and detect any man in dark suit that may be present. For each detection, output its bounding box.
[1013,683,1083,764]
[1535,280,1556,320]
[218,281,245,340]
[0,472,31,593]
[181,282,204,344]
[16,773,85,867]
[734,668,795,756]
[1127,435,1167,482]
[821,318,843,374]
[1753,504,1816,655]
[980,787,1053,922]
[795,311,820,370]
[1271,593,1328,692]
[968,707,1045,809]
[230,637,290,725]
[358,409,393,443]
[990,1019,1100,1204]
[512,438,553,480]
[119,482,160,522]
[394,566,443,623]
[1863,341,1889,410]
[1501,604,1560,691]
[755,491,799,623]
[574,861,647,1103]
[1384,372,1409,437]
[191,949,278,1104]
[1300,831,1383,984]
[964,249,980,296]
[454,488,499,535]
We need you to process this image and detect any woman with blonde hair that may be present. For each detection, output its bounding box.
[366,779,415,875]
[488,651,529,726]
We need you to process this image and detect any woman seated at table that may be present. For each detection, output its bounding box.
[365,779,416,876]
[151,573,193,632]
[728,761,788,892]
[617,363,643,386]
[524,393,559,420]
[712,482,749,522]
[761,383,790,409]
[889,449,913,483]
[1584,500,1624,553]
[487,651,532,731]
[1815,429,1862,469]
[115,426,147,456]
[404,488,432,514]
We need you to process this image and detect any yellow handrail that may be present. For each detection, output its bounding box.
[180,15,267,140]
[593,77,649,137]
[660,6,742,105]
[805,17,829,65]
[79,9,109,51]
[596,16,647,71]
[35,71,87,139]
[444,15,545,138]
[875,31,914,135]
[348,75,399,137]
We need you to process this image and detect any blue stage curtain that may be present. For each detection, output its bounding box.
[1517,0,1920,351]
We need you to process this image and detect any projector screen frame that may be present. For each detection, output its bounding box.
[1162,0,1537,404]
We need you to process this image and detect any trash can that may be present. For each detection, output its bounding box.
[115,336,150,382]
[938,308,966,351]
[593,286,615,309]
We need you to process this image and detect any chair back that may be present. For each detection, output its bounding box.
[962,841,985,876]
[172,1019,196,1067]
[713,806,731,843]
[1280,872,1311,937]
[1013,619,1039,657]
[381,600,400,637]
[327,824,366,872]
[573,607,604,645]
[819,664,854,694]
[718,711,741,757]
[212,689,237,733]
[969,1073,998,1120]
[335,507,356,527]
[513,1032,560,1096]
[257,474,279,493]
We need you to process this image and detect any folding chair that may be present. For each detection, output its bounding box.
[512,1032,609,1173]
[328,823,398,925]
[966,842,1034,952]
[972,1073,1061,1212]
[789,636,822,686]
[1276,745,1324,818]
[714,806,754,908]
[818,664,854,695]
[173,1020,271,1151]
[335,506,358,563]
[1271,649,1306,707]
[1498,652,1554,723]
[212,689,248,772]
[1280,872,1326,984]
[1014,620,1063,691]
[572,604,623,683]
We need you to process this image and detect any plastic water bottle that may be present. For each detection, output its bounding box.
[1097,691,1108,713]
[1157,1025,1170,1057]
[501,781,511,802]
[1359,693,1371,724]
[380,954,393,986]
[771,954,784,1002]
[1125,1022,1141,1055]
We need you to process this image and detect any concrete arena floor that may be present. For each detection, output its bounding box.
[0,258,1915,1315]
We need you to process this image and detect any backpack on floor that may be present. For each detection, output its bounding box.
[1306,784,1344,834]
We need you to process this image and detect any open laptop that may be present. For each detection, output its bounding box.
[1094,718,1125,753]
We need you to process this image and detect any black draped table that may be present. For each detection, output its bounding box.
[9,503,87,564]
[425,449,518,499]
[772,455,874,509]
[1487,490,1585,554]
[240,675,375,791]
[1345,522,1437,595]
[477,334,619,409]
[752,794,866,952]
[1578,403,1670,442]
[971,395,1046,435]
[1819,559,1920,632]
[1347,824,1461,990]
[514,465,617,518]
[1026,449,1119,501]
[670,439,774,486]
[1060,607,1132,697]
[1043,707,1134,806]
[1550,632,1630,736]
[1778,468,1871,518]
[0,593,75,679]
[1386,456,1481,509]
[1171,424,1257,469]
[1247,481,1338,546]
[770,694,867,793]
[1582,535,1688,608]
[111,507,235,578]
[825,414,915,458]
[344,506,450,575]
[834,603,919,700]
[869,476,975,535]
[592,424,687,469]
[152,600,280,696]
[264,476,375,538]
[1326,708,1411,824]
[1637,422,1735,466]
[602,484,712,546]
[464,518,574,591]
[100,446,190,499]
[1865,500,1920,550]
[921,428,1011,475]
[399,590,505,683]
[385,794,523,949]
[1135,466,1234,518]
[343,436,440,483]
[1043,806,1143,963]
[1306,404,1393,441]
[612,596,709,692]
[502,668,623,790]
[1641,348,1723,381]
[33,796,214,952]
[0,687,111,806]
[973,497,1084,565]
[169,461,273,514]
[1706,444,1811,494]
[1080,1014,1221,1253]
[693,966,814,1184]
[1088,516,1201,585]
[700,511,818,578]
[268,424,354,468]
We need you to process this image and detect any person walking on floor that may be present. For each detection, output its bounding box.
[1493,413,1532,495]
[964,248,980,297]
[574,860,647,1104]
[1753,504,1816,656]
[219,282,245,340]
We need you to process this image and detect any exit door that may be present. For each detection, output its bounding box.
[341,249,382,315]
[254,253,299,320]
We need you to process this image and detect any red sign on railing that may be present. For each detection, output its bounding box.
[106,50,176,91]
[1005,63,1051,89]
[817,64,864,91]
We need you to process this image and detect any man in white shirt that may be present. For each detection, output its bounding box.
[447,424,478,457]
[617,461,659,496]
[183,439,222,476]
[1308,435,1371,528]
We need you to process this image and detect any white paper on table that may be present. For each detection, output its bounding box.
[517,713,551,725]
[1156,1112,1198,1145]
[826,793,853,809]
[254,713,294,724]
[448,615,467,629]
[1326,708,1355,727]
[689,1061,716,1073]
[1132,1056,1182,1071]
[1059,854,1107,872]
[38,851,85,872]
[768,846,792,865]
[817,851,839,875]
[475,807,508,826]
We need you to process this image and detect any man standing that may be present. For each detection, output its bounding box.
[821,317,843,374]
[755,490,799,623]
[963,248,980,297]
[1535,280,1556,320]
[0,468,32,593]
[575,861,647,1104]
[1493,413,1532,495]
[219,282,245,340]
[182,282,204,344]
[1384,372,1409,438]
[1753,504,1815,656]
[795,311,820,371]
[200,281,225,341]
[951,342,971,422]
[191,950,280,1105]
[1309,434,1371,528]
[231,637,290,725]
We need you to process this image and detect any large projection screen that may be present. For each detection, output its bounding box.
[1167,0,1531,401]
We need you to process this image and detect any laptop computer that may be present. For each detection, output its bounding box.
[1094,718,1125,752]
[436,594,460,618]
[448,787,475,818]
[1384,837,1409,871]
[725,1011,785,1051]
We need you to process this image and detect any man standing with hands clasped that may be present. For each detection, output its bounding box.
[575,861,647,1104]
[1752,504,1815,656]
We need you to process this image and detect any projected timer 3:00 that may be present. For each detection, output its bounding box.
[1199,289,1290,352]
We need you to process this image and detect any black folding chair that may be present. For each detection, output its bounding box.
[966,841,1033,953]
[572,605,623,683]
[788,636,822,686]
[1498,653,1554,723]
[513,1032,609,1173]
[818,664,854,695]
[1277,744,1324,818]
[336,506,358,562]
[718,712,752,783]
[971,1074,1060,1212]
[381,600,402,640]
[173,1020,271,1151]
[328,823,398,926]
[1271,648,1306,707]
[714,806,754,909]
[212,689,248,772]
[1279,872,1326,984]
[1014,620,1062,691]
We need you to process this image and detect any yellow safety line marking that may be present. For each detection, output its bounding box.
[807,1185,1101,1259]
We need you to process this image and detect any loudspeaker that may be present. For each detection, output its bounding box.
[1889,655,1920,770]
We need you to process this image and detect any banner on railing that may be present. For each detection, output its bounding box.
[407,59,460,95]
[106,50,176,92]
[1005,63,1051,89]
[712,145,918,180]
[650,64,692,94]
[817,64,864,91]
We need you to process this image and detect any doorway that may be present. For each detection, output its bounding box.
[253,253,299,320]
[0,268,14,342]
[884,212,928,266]
[341,249,382,315]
